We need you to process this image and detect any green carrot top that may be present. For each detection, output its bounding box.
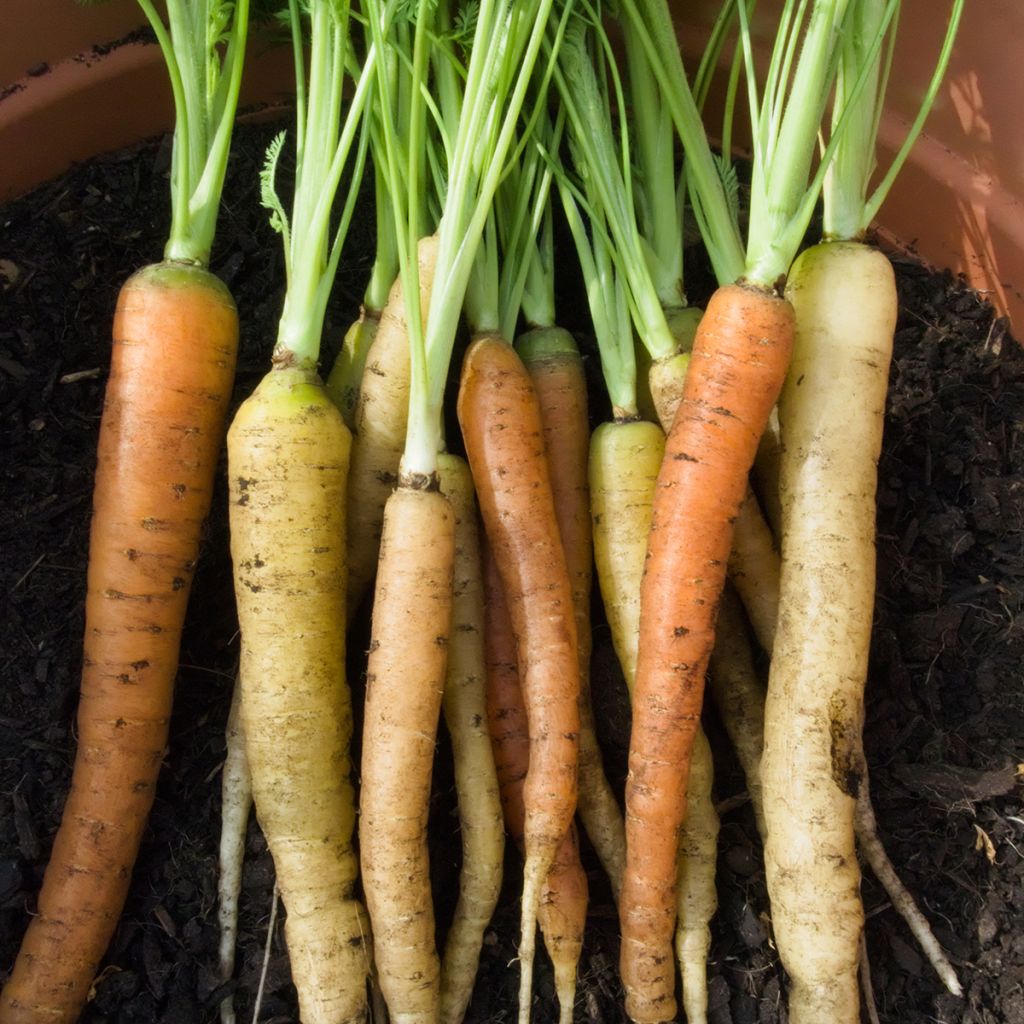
[134,0,251,266]
[823,0,964,242]
[263,0,374,367]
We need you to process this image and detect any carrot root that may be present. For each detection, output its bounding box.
[437,456,504,1024]
[229,365,369,1024]
[1,262,237,1024]
[458,334,580,1024]
[360,483,455,1024]
[622,283,793,1024]
[519,327,625,901]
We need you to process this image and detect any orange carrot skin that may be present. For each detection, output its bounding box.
[482,543,587,1023]
[458,335,579,874]
[2,262,238,1024]
[519,330,625,897]
[483,539,531,831]
[458,335,580,1024]
[621,283,793,1024]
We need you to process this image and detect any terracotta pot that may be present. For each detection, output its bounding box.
[2,4,1019,328]
[0,2,294,207]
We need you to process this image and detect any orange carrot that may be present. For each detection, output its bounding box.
[360,483,455,1023]
[482,542,587,1024]
[518,327,625,900]
[1,264,237,1023]
[620,283,793,1023]
[458,334,579,1024]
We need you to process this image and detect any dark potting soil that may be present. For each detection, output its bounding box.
[0,121,1022,1024]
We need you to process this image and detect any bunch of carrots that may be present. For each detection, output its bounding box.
[2,1,967,1023]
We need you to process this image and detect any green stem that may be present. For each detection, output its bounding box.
[405,0,564,477]
[555,17,676,361]
[557,164,636,417]
[622,8,684,309]
[617,0,745,286]
[273,5,374,366]
[744,0,851,286]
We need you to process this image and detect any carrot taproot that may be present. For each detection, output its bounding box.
[518,327,625,901]
[229,366,371,1024]
[482,541,587,1024]
[225,5,379,1012]
[345,235,438,620]
[589,419,665,692]
[589,413,719,1023]
[761,242,894,1022]
[458,333,580,1024]
[621,283,793,1023]
[437,454,504,1024]
[1,264,238,1023]
[2,0,249,1011]
[711,470,964,1002]
[360,482,455,1024]
[217,676,253,1024]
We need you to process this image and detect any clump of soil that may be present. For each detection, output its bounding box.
[1,122,1022,1024]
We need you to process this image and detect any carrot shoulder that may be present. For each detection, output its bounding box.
[2,263,237,1024]
[621,282,793,1024]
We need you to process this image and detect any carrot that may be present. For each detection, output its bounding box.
[589,415,719,1024]
[1,265,238,1023]
[360,484,455,1024]
[518,327,626,900]
[482,541,587,1024]
[345,235,439,620]
[437,454,504,1024]
[227,7,378,1019]
[458,334,580,1024]
[358,1,562,1016]
[620,283,794,1022]
[230,365,372,1024]
[1,4,250,1017]
[755,5,964,1017]
[611,0,865,1013]
[217,678,253,1024]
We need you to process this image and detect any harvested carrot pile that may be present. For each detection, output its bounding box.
[1,3,1022,1024]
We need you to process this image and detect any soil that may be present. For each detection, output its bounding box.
[1,122,1022,1024]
